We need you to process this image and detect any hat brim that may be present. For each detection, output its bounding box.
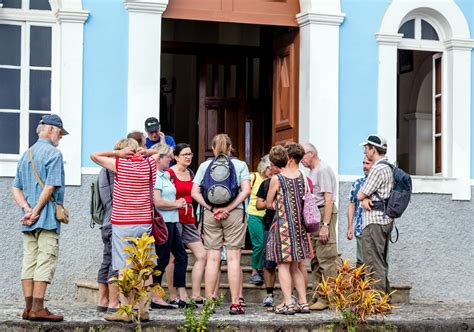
[360,140,386,149]
[60,128,69,135]
[146,125,160,133]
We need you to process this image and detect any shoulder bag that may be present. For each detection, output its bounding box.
[302,174,320,233]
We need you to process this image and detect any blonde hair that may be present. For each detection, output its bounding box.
[257,155,271,175]
[114,138,139,151]
[211,134,232,156]
[151,143,172,156]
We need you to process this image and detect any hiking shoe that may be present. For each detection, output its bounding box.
[104,311,132,322]
[22,308,30,320]
[309,301,329,311]
[29,308,64,322]
[249,273,264,285]
[229,303,245,315]
[262,294,274,307]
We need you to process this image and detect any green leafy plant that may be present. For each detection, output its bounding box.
[178,295,224,332]
[317,259,395,330]
[111,232,166,331]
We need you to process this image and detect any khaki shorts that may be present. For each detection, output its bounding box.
[202,209,246,250]
[22,229,59,283]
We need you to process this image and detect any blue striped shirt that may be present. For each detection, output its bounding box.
[12,138,65,234]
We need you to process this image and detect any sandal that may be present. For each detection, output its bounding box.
[239,297,247,308]
[274,304,295,315]
[229,303,245,315]
[295,303,310,314]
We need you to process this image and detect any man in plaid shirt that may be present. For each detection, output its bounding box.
[356,135,394,293]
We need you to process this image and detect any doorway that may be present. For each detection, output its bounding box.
[160,19,298,171]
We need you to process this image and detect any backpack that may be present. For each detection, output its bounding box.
[90,169,111,228]
[375,160,412,219]
[201,154,239,207]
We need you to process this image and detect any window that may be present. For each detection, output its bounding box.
[0,1,54,156]
[398,17,439,41]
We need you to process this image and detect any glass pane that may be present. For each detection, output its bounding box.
[1,0,21,9]
[29,70,51,110]
[0,24,21,66]
[435,57,441,95]
[0,68,20,109]
[29,113,48,147]
[398,19,415,39]
[435,136,442,173]
[0,112,20,154]
[30,0,51,10]
[30,26,52,67]
[435,98,441,134]
[422,20,439,41]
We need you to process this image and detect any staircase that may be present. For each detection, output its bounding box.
[76,249,411,304]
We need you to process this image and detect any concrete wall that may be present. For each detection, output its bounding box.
[1,177,473,302]
[338,181,474,303]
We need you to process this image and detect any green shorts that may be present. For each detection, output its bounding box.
[22,229,59,283]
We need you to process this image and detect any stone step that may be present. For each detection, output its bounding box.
[187,249,255,266]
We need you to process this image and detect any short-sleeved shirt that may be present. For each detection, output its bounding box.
[307,160,337,207]
[349,177,366,237]
[247,172,265,217]
[256,178,275,231]
[155,169,179,223]
[98,168,114,226]
[12,138,65,234]
[146,136,176,149]
[111,157,156,225]
[193,157,250,209]
[359,158,394,228]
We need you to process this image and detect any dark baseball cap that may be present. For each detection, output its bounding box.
[144,117,160,132]
[40,114,69,135]
[360,134,387,150]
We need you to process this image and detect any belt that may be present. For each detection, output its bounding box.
[318,205,325,209]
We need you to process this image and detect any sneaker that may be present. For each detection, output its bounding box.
[229,303,245,315]
[249,273,264,285]
[262,294,274,307]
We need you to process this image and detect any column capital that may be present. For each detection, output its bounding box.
[296,11,345,27]
[55,9,89,23]
[124,0,168,14]
[444,38,474,51]
[375,33,403,46]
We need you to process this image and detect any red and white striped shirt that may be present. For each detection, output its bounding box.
[111,157,157,225]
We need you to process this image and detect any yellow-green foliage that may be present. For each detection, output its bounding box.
[111,232,166,327]
[317,259,394,327]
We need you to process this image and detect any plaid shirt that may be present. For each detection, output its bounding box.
[359,158,393,229]
[349,176,366,237]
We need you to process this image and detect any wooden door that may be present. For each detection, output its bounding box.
[272,30,299,146]
[198,56,245,163]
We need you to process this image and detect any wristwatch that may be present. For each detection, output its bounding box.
[322,222,329,227]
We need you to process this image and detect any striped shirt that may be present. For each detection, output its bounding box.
[111,157,157,225]
[360,157,393,229]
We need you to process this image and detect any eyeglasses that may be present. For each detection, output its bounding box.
[179,153,194,158]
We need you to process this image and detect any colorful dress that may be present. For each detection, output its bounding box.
[266,173,313,263]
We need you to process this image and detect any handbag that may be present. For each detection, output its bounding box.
[29,148,69,224]
[302,175,320,233]
[148,159,168,245]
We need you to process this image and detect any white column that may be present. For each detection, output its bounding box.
[445,40,473,200]
[124,0,168,133]
[375,33,402,163]
[297,11,344,175]
[56,9,89,186]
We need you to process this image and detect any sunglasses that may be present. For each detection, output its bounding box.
[179,153,194,158]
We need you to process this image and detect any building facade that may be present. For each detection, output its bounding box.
[0,0,473,302]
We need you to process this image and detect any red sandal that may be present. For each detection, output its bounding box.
[229,303,245,315]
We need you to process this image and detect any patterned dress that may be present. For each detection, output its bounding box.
[266,173,314,263]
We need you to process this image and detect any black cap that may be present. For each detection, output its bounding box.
[144,117,160,132]
[40,114,69,135]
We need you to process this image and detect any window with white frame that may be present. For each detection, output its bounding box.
[0,0,55,156]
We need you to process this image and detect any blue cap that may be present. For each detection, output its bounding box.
[39,114,69,135]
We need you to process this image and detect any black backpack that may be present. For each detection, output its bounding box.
[201,154,239,207]
[375,161,412,219]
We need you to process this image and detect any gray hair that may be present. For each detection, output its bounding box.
[303,142,318,156]
[36,124,51,135]
[257,155,271,175]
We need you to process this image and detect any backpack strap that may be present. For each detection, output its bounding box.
[29,148,56,204]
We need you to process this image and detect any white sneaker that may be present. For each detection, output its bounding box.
[262,294,274,307]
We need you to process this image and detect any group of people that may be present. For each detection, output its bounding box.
[11,113,395,323]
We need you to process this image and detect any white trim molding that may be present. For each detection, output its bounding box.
[377,0,473,200]
[124,0,169,133]
[0,0,88,186]
[297,0,345,188]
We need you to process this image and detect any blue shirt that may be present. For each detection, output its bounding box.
[349,176,366,237]
[146,136,176,149]
[12,138,65,234]
[155,169,179,223]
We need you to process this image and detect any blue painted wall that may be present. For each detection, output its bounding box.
[82,0,128,168]
[455,0,474,178]
[339,0,390,176]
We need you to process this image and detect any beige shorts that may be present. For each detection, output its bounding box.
[22,229,59,283]
[202,209,246,250]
